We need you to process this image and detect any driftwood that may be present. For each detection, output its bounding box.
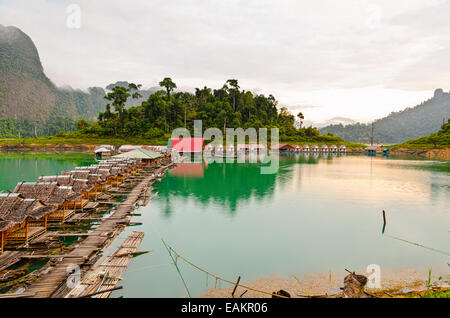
[342,270,368,298]
[272,290,291,298]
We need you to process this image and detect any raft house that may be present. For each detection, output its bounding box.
[114,148,163,167]
[169,137,204,160]
[0,194,56,253]
[237,144,250,153]
[1,158,143,254]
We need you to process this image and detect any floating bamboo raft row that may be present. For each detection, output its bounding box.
[66,231,145,298]
[0,156,175,298]
[23,164,173,298]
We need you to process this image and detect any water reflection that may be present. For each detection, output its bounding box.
[154,154,450,218]
[156,154,325,215]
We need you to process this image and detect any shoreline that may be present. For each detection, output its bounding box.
[1,143,449,161]
[200,266,450,298]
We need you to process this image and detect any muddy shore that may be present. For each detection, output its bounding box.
[201,267,449,298]
[390,147,450,160]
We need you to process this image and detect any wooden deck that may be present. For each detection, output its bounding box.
[66,231,144,298]
[23,165,170,298]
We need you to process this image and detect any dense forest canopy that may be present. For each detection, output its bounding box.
[78,79,341,143]
[320,89,450,144]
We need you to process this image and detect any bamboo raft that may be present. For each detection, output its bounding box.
[20,165,172,298]
[66,231,145,298]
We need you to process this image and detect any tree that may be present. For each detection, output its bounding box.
[297,112,305,129]
[226,79,240,112]
[159,78,177,100]
[76,119,90,132]
[103,83,142,134]
[428,133,440,148]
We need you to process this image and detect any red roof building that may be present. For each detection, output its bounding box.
[171,138,204,153]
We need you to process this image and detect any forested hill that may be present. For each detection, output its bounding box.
[0,25,107,137]
[320,89,450,144]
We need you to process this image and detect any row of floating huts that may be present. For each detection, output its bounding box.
[0,158,145,255]
[204,144,347,153]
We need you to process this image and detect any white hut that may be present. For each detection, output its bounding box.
[339,145,347,153]
[293,145,301,152]
[321,145,329,153]
[215,144,224,153]
[226,145,235,153]
[303,145,310,152]
[312,145,319,153]
[330,145,338,153]
[250,144,267,152]
[204,144,214,152]
[237,144,250,153]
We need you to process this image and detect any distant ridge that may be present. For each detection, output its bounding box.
[320,89,450,144]
[305,117,357,129]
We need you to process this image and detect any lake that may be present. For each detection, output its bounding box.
[0,152,449,297]
[110,153,450,297]
[0,152,96,191]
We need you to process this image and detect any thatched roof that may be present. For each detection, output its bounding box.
[110,167,121,176]
[39,175,73,186]
[14,182,58,202]
[71,171,90,180]
[0,194,55,230]
[46,186,82,206]
[98,169,111,178]
[14,182,82,206]
[114,148,162,160]
[0,220,14,232]
[12,199,55,220]
[72,179,95,193]
[87,174,105,185]
[0,193,22,220]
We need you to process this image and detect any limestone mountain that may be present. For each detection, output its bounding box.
[0,25,106,136]
[320,89,450,144]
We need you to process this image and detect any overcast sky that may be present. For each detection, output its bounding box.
[1,0,449,122]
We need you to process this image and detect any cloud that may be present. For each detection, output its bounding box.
[0,0,447,121]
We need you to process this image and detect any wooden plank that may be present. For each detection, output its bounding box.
[66,231,145,298]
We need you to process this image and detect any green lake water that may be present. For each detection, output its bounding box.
[0,152,449,297]
[0,152,96,191]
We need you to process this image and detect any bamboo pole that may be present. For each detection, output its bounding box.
[232,276,241,298]
[25,220,29,244]
[79,286,123,298]
[1,231,4,255]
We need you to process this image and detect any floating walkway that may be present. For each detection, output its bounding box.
[21,164,172,298]
[66,231,144,298]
